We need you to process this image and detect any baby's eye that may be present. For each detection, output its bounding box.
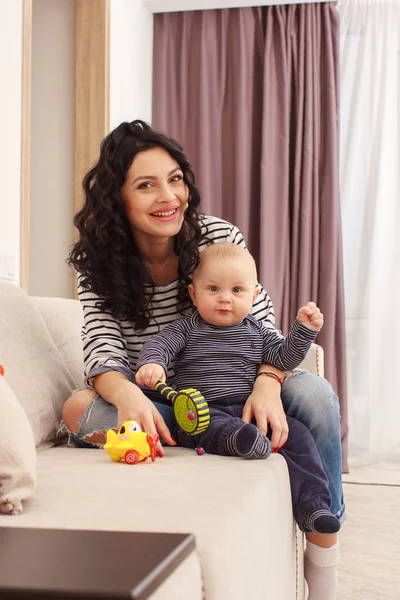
[233,287,243,293]
[208,285,218,292]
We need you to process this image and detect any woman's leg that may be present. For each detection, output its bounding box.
[280,377,342,600]
[280,372,345,523]
[279,416,340,534]
[62,389,100,446]
[62,389,175,447]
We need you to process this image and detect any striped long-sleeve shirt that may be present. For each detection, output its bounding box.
[137,310,317,401]
[79,215,276,387]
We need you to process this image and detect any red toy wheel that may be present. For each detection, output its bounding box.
[124,450,139,465]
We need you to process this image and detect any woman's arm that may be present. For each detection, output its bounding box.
[78,281,175,446]
[78,282,132,386]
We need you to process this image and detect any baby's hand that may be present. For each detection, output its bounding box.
[297,302,323,331]
[135,364,166,388]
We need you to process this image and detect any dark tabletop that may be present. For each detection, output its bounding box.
[0,527,196,599]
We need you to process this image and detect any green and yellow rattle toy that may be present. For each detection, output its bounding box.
[154,380,210,435]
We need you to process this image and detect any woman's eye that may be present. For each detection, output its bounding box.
[170,174,183,183]
[138,181,152,190]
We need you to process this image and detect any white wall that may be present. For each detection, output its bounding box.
[0,0,153,295]
[29,0,75,298]
[0,0,23,285]
[110,0,154,129]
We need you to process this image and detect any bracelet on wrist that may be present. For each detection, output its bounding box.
[255,371,284,386]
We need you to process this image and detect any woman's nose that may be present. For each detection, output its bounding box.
[157,183,176,203]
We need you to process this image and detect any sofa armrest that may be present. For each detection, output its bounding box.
[298,343,324,377]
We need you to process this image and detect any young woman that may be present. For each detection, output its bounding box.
[63,120,344,600]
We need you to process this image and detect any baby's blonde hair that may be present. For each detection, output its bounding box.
[195,243,258,282]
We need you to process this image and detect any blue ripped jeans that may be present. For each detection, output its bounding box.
[69,372,345,523]
[281,372,345,522]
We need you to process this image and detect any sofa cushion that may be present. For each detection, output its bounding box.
[0,283,75,446]
[2,446,304,600]
[31,297,85,390]
[0,373,36,515]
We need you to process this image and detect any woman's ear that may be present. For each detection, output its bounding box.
[188,283,197,305]
[252,287,260,303]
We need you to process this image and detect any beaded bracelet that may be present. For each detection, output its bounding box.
[255,371,284,386]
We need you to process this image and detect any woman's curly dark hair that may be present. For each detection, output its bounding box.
[67,120,204,329]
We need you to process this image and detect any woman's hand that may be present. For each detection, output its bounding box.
[114,382,176,456]
[135,363,166,388]
[242,370,289,450]
[95,374,176,456]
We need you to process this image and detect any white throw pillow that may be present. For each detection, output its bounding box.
[0,282,75,446]
[31,296,85,390]
[0,373,36,515]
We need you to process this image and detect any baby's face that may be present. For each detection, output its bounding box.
[189,256,259,327]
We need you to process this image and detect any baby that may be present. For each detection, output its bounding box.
[136,243,340,535]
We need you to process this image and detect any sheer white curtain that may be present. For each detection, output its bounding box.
[339,0,400,467]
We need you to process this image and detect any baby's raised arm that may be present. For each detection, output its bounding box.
[297,302,323,331]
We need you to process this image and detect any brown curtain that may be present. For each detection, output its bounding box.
[153,4,348,472]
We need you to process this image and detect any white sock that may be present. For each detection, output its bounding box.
[304,541,339,600]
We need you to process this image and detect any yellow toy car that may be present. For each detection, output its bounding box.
[104,420,160,465]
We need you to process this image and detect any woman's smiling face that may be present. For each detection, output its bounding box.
[121,146,189,244]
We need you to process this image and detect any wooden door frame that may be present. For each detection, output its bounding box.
[74,0,110,297]
[74,0,110,223]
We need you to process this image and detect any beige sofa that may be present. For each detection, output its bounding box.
[0,281,325,599]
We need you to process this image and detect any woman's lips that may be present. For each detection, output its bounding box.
[150,208,179,222]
